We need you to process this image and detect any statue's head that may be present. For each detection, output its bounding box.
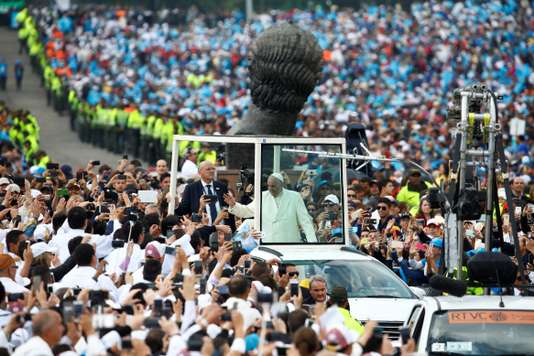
[248,23,322,115]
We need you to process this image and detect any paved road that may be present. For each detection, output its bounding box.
[0,27,125,169]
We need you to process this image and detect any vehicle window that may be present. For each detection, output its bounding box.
[427,310,534,355]
[288,259,414,299]
[407,306,422,334]
[413,307,425,347]
[260,144,344,244]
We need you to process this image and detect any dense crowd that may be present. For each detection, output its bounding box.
[0,101,47,171]
[0,142,528,354]
[16,0,534,170]
[0,153,431,356]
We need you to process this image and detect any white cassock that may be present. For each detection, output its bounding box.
[261,189,316,243]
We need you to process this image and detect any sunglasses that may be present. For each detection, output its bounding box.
[322,203,336,207]
[288,271,300,277]
[347,194,356,198]
[377,206,388,210]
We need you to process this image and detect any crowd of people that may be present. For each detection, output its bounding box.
[0,101,47,171]
[0,136,530,354]
[344,171,534,286]
[15,0,534,169]
[0,152,434,356]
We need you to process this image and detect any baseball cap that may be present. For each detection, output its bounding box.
[415,242,428,251]
[33,224,52,241]
[0,177,10,185]
[408,169,421,177]
[323,325,358,352]
[431,238,443,249]
[29,166,45,177]
[324,194,340,205]
[6,184,20,193]
[426,218,443,227]
[145,241,164,260]
[399,212,411,219]
[0,254,15,269]
[31,242,58,258]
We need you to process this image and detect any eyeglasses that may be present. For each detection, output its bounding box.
[322,203,336,207]
[377,206,388,210]
[288,271,300,277]
[347,194,356,198]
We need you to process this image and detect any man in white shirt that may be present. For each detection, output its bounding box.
[59,243,98,289]
[50,206,118,263]
[12,310,64,356]
[180,148,199,180]
[105,221,145,275]
[261,173,316,243]
[0,254,28,294]
[49,207,88,263]
[4,230,28,286]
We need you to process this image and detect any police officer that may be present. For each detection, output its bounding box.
[14,60,23,90]
[0,59,7,91]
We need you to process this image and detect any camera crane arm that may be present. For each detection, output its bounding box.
[282,147,442,190]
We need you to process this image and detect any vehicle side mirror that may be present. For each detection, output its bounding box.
[410,286,426,299]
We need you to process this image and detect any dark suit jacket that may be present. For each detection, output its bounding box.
[175,180,236,231]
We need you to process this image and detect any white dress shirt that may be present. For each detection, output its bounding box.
[12,336,53,356]
[59,266,98,289]
[49,228,86,263]
[105,244,144,274]
[201,180,221,225]
[0,277,28,294]
[49,220,119,263]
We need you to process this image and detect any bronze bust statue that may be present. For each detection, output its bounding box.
[227,23,322,168]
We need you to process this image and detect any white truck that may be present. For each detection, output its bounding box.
[404,295,534,355]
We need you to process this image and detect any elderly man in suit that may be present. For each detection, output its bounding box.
[175,161,235,230]
[262,173,316,243]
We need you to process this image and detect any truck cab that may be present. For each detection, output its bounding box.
[405,295,534,355]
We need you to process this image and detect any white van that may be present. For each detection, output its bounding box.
[251,244,423,340]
